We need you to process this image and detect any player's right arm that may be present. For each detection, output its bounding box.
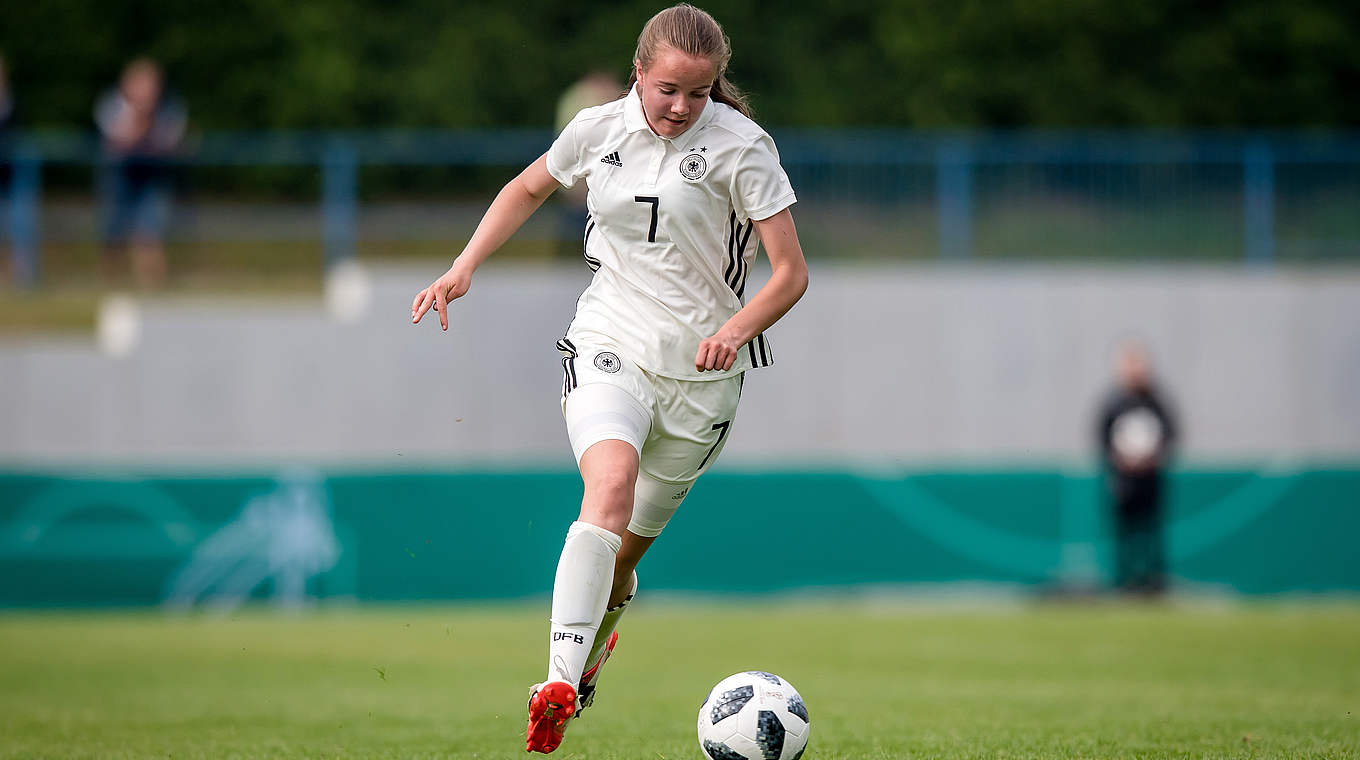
[411,154,560,331]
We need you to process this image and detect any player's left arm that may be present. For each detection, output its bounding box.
[695,208,809,372]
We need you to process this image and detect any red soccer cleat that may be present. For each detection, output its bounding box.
[525,680,577,754]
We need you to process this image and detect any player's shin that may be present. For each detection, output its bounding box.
[547,521,622,687]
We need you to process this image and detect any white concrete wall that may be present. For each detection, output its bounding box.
[2,263,1357,466]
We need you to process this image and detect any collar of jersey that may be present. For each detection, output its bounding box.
[624,85,716,142]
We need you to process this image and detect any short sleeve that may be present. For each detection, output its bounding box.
[545,112,586,189]
[731,134,797,222]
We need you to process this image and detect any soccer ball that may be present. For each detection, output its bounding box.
[697,671,810,760]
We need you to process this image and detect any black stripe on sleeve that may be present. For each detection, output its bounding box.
[747,341,758,366]
[732,221,754,294]
[726,213,756,295]
[724,211,739,287]
[756,333,771,366]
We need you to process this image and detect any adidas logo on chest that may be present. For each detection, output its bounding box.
[600,151,623,167]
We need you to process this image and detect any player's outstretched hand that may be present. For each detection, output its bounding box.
[695,329,742,372]
[410,264,472,331]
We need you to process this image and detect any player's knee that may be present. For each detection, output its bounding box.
[580,476,635,532]
[584,466,636,507]
[595,457,637,487]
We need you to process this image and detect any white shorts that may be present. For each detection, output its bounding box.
[557,338,742,538]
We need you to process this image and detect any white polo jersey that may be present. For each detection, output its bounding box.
[546,86,797,381]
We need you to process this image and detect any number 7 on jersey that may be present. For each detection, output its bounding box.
[634,196,659,243]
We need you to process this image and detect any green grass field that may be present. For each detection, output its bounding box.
[1,601,1357,759]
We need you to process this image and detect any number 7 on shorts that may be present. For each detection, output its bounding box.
[698,420,731,470]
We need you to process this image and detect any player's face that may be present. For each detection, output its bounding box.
[635,46,716,139]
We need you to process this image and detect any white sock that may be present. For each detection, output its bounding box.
[584,571,637,675]
[547,521,621,687]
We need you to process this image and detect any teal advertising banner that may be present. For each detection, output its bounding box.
[1,466,1356,607]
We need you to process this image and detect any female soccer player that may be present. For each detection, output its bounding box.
[410,4,808,753]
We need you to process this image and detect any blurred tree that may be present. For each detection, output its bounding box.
[0,0,1356,128]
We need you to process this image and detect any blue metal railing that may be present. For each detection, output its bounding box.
[5,129,1360,287]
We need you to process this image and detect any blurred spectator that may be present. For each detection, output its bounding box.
[0,51,13,154]
[1,52,14,283]
[95,58,186,288]
[554,70,623,259]
[1096,341,1178,597]
[554,70,625,133]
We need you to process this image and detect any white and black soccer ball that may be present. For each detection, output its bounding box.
[697,671,810,760]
